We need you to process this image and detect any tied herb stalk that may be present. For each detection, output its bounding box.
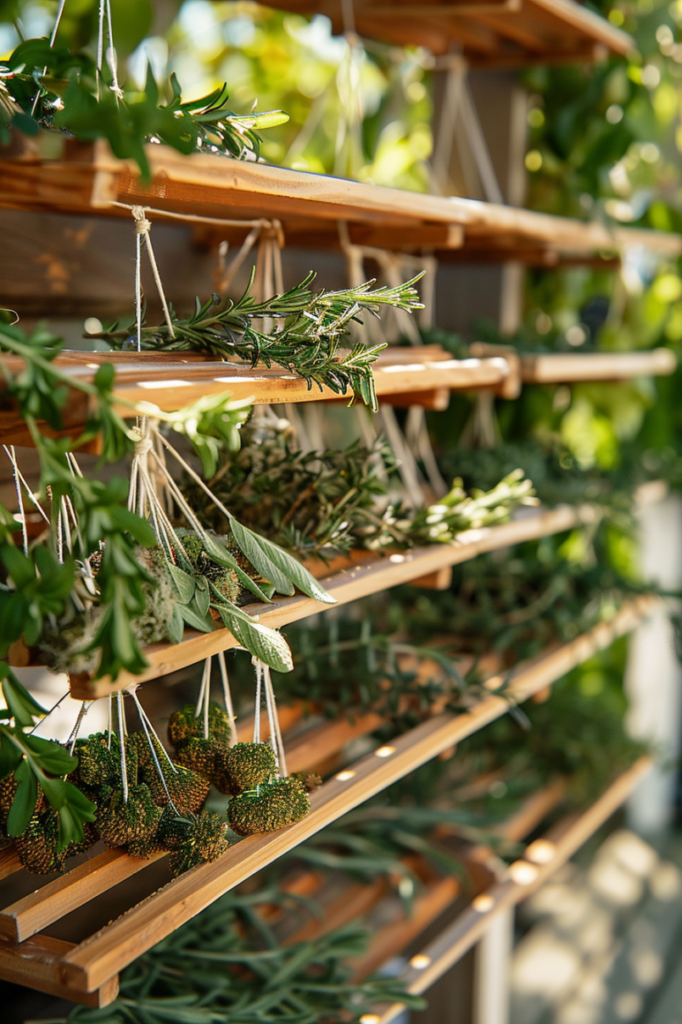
[88,271,426,412]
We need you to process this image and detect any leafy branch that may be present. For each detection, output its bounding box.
[88,271,425,412]
[0,667,96,851]
[1,37,288,180]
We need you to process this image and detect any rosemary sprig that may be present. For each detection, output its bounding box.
[89,271,425,412]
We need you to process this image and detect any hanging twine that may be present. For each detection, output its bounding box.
[131,206,176,350]
[116,691,129,803]
[252,659,262,744]
[128,687,180,813]
[217,651,237,748]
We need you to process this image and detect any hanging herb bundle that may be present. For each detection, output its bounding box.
[184,416,538,557]
[88,272,425,412]
[1,37,289,180]
[183,418,397,558]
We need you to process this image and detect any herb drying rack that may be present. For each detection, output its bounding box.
[0,596,656,1005]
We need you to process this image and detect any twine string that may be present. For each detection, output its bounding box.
[217,651,236,748]
[132,207,176,346]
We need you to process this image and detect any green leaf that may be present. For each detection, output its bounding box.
[180,603,217,634]
[218,604,293,673]
[0,730,22,779]
[167,603,185,645]
[229,519,294,596]
[39,777,97,851]
[201,534,271,603]
[23,734,77,775]
[1,668,46,728]
[168,564,196,604]
[231,523,336,605]
[194,577,210,618]
[6,757,37,837]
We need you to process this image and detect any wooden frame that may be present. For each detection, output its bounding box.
[53,503,602,699]
[257,0,633,65]
[374,755,653,1023]
[1,142,678,264]
[0,347,516,449]
[0,596,655,1003]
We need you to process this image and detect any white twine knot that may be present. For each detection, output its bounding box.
[134,434,153,458]
[132,206,151,234]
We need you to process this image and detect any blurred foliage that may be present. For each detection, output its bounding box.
[0,0,435,189]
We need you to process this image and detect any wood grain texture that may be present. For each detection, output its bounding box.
[67,503,601,698]
[0,848,166,944]
[0,933,119,1007]
[376,756,654,1023]
[58,596,654,992]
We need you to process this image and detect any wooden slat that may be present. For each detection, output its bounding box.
[1,142,677,262]
[352,875,461,979]
[55,596,653,992]
[0,848,165,944]
[258,0,632,61]
[0,847,22,881]
[0,933,119,1007]
[0,349,511,445]
[519,349,677,384]
[67,503,601,699]
[375,755,653,1023]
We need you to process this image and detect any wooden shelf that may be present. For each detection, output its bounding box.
[0,347,515,450]
[470,343,678,386]
[259,0,632,67]
[374,755,653,1023]
[54,503,601,699]
[1,142,678,264]
[0,596,653,1004]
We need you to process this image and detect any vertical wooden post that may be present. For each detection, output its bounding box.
[472,909,513,1024]
[625,492,682,833]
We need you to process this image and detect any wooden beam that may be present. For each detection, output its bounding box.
[519,349,677,384]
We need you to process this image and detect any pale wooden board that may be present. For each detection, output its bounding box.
[51,596,653,992]
[520,349,678,383]
[376,756,654,1023]
[66,503,601,698]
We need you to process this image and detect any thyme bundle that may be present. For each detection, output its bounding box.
[185,418,538,558]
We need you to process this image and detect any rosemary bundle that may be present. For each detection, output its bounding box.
[89,272,425,411]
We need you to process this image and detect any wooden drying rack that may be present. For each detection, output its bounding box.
[2,341,675,452]
[0,595,655,1005]
[270,777,568,978]
[374,754,653,1023]
[0,345,516,450]
[38,502,602,699]
[1,140,679,264]
[259,0,633,66]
